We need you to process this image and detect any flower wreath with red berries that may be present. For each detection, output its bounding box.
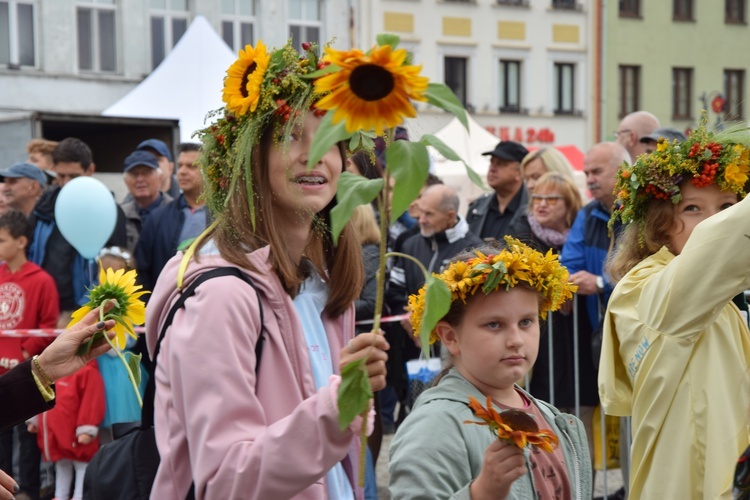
[610,114,750,232]
[197,39,330,218]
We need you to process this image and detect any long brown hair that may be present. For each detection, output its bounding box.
[606,199,674,281]
[198,121,363,317]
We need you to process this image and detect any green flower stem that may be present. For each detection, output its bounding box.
[99,305,143,408]
[384,251,431,280]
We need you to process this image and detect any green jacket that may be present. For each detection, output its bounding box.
[389,369,592,500]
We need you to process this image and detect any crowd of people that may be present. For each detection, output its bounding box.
[0,36,747,500]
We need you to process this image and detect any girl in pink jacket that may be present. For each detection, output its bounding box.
[145,40,389,499]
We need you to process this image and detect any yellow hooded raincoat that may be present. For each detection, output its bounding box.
[599,197,750,499]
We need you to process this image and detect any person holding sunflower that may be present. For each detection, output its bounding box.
[144,40,389,499]
[600,120,750,498]
[389,238,591,500]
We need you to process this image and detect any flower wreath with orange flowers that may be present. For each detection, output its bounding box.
[610,114,750,234]
[407,237,578,345]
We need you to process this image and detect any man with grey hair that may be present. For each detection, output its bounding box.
[615,110,660,161]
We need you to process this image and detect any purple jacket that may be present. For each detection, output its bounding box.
[146,246,362,499]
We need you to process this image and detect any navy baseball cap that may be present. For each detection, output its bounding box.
[640,127,687,144]
[0,162,47,187]
[482,141,529,163]
[123,150,160,173]
[136,139,172,161]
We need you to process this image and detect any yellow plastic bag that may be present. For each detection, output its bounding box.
[592,405,620,470]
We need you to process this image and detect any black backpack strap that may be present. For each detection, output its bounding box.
[142,267,266,428]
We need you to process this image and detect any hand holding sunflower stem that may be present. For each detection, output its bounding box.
[71,267,149,407]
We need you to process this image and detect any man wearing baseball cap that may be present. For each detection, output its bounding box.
[465,141,529,241]
[639,127,687,155]
[0,162,47,217]
[136,138,180,199]
[119,150,173,252]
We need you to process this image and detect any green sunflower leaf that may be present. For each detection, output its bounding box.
[300,64,342,80]
[419,134,485,190]
[387,141,430,221]
[419,276,452,358]
[338,359,373,431]
[376,33,400,48]
[127,352,142,388]
[424,83,469,131]
[331,172,384,243]
[76,330,104,356]
[308,110,352,169]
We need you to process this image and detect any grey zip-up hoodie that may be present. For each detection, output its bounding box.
[389,369,592,500]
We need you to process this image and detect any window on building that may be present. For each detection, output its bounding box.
[77,0,116,72]
[619,65,640,117]
[150,0,189,70]
[499,59,521,113]
[726,0,746,23]
[554,62,575,114]
[289,0,320,53]
[0,0,35,67]
[221,0,256,51]
[619,0,640,17]
[444,56,468,107]
[672,67,693,119]
[673,0,693,20]
[552,0,578,9]
[724,69,745,120]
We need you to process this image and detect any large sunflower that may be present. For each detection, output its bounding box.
[222,40,271,116]
[314,44,429,133]
[69,267,148,349]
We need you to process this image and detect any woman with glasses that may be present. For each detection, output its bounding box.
[508,173,597,441]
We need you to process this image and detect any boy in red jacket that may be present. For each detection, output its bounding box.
[0,210,59,499]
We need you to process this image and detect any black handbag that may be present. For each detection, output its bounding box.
[84,267,265,500]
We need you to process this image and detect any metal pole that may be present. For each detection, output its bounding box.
[547,311,555,406]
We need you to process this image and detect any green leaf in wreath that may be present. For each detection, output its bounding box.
[424,83,469,131]
[386,141,430,221]
[127,352,142,388]
[331,172,384,242]
[419,134,486,190]
[299,63,341,80]
[307,110,352,169]
[419,276,452,358]
[338,358,373,431]
[376,33,400,48]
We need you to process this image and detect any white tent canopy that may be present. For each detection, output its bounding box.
[102,16,235,142]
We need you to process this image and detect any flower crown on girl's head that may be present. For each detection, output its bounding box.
[407,237,578,344]
[199,40,328,219]
[610,113,750,230]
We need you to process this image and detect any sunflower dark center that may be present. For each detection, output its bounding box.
[500,409,539,432]
[350,64,395,101]
[240,62,257,98]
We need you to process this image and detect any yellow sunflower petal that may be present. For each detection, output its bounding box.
[67,305,92,329]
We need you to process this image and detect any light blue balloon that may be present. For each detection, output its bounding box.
[55,177,117,259]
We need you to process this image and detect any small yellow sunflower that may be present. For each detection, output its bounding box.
[314,44,429,133]
[69,267,148,349]
[222,40,271,116]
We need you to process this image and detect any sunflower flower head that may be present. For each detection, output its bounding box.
[69,267,148,349]
[611,112,750,237]
[314,43,429,134]
[408,237,577,344]
[465,396,559,453]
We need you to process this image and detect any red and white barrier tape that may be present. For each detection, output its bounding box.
[0,313,411,337]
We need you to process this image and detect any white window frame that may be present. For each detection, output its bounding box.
[547,51,586,116]
[438,44,476,112]
[288,0,323,53]
[0,0,38,68]
[76,0,118,73]
[220,0,257,52]
[149,0,190,70]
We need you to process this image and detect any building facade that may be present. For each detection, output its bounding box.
[600,0,750,142]
[0,0,352,115]
[358,0,592,151]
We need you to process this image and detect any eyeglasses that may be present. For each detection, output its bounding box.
[531,194,564,206]
[613,128,632,137]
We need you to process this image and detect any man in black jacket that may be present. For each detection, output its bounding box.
[466,140,529,242]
